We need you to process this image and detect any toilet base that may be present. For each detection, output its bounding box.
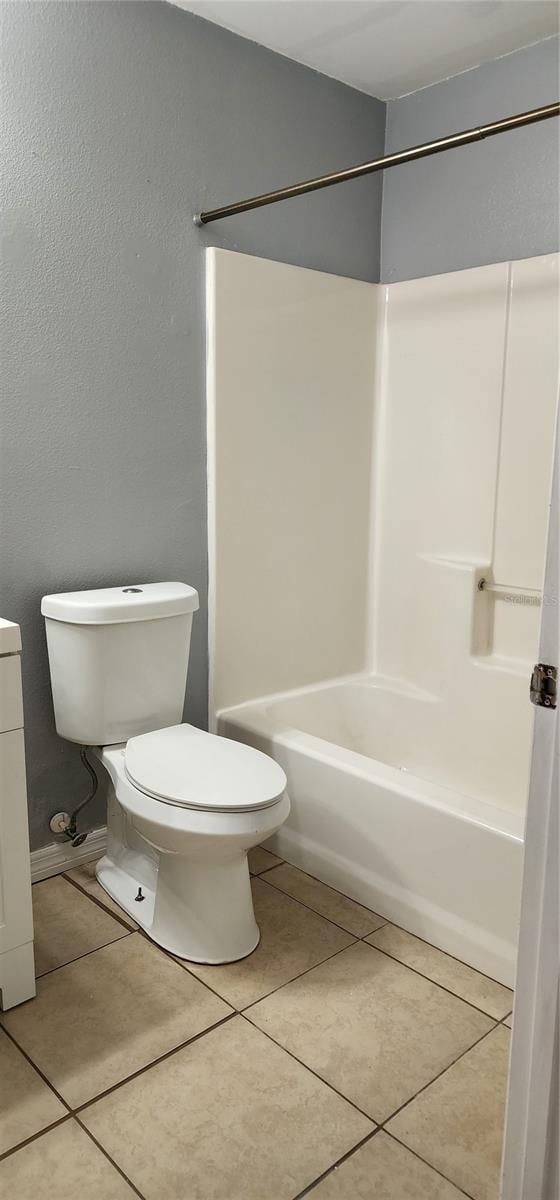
[93,745,289,965]
[96,850,261,964]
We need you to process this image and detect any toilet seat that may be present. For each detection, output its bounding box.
[124,723,287,813]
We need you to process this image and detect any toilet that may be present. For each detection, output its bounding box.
[41,582,289,963]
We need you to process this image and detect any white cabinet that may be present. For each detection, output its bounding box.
[0,619,35,1008]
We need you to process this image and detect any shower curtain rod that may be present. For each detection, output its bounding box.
[194,101,560,226]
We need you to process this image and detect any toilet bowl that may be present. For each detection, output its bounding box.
[93,725,289,963]
[41,581,290,964]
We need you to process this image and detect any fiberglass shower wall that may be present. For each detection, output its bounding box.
[372,253,559,811]
[208,247,558,787]
[206,247,378,717]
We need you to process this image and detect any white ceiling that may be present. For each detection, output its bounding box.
[171,0,559,99]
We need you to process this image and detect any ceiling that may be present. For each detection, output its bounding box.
[171,1,559,99]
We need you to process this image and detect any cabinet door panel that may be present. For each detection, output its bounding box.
[0,656,24,734]
[0,729,33,954]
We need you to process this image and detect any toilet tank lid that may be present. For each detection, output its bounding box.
[41,582,199,625]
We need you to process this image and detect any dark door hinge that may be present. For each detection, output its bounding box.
[530,663,557,709]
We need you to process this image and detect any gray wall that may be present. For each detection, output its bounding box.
[3,1,557,851]
[381,37,560,282]
[0,1,385,849]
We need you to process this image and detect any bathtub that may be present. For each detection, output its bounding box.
[218,675,525,987]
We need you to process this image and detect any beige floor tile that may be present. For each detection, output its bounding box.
[64,860,138,928]
[307,1131,465,1199]
[32,875,130,977]
[0,1121,137,1199]
[184,877,354,1008]
[82,1015,373,1200]
[366,924,513,1019]
[248,845,283,874]
[265,863,386,936]
[248,941,493,1122]
[503,1013,513,1028]
[0,1028,66,1155]
[1,933,231,1108]
[387,1026,510,1200]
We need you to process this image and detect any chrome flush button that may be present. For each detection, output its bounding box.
[123,587,143,593]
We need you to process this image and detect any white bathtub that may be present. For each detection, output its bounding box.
[218,675,525,987]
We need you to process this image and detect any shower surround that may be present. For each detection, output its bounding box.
[207,248,559,985]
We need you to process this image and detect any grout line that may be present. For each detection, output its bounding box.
[35,932,134,982]
[271,858,339,895]
[256,858,511,998]
[62,872,138,932]
[240,941,359,1014]
[379,1020,502,1129]
[292,1123,477,1200]
[19,855,510,1196]
[256,878,369,940]
[1,1003,499,1200]
[168,961,238,1009]
[361,940,511,1022]
[60,863,512,1018]
[291,1128,381,1200]
[383,1131,477,1200]
[245,1005,502,1136]
[74,1117,147,1200]
[257,872,376,939]
[74,1011,237,1115]
[67,856,513,1023]
[66,848,510,996]
[0,1024,72,1112]
[280,857,511,994]
[161,900,360,1015]
[261,858,389,922]
[363,912,514,992]
[0,1113,73,1164]
[249,862,283,877]
[298,1018,503,1199]
[133,926,243,1011]
[3,869,508,1198]
[2,987,235,1124]
[175,876,502,1023]
[209,857,504,1023]
[240,1011,377,1126]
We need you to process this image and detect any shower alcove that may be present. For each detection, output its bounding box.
[206,247,559,986]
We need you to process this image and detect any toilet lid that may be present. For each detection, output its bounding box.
[124,724,287,813]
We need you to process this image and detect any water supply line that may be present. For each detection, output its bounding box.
[49,748,99,848]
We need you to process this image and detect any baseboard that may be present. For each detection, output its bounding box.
[30,826,107,883]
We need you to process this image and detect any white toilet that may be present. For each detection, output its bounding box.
[41,582,289,963]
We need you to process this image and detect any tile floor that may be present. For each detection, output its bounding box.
[0,849,513,1200]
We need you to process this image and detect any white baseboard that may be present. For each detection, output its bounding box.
[30,826,107,883]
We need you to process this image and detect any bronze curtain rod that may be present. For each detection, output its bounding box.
[194,101,560,226]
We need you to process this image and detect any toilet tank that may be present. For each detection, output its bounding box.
[41,582,199,746]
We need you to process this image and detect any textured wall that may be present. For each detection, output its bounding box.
[0,1,385,849]
[381,37,560,282]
